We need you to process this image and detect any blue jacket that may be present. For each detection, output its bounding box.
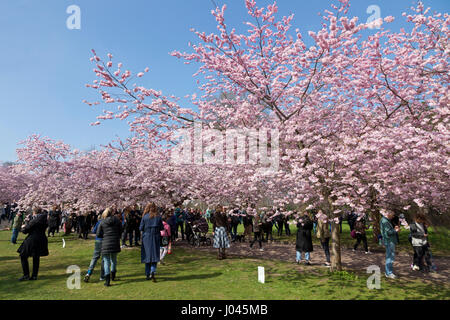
[168,214,176,227]
[175,209,186,223]
[380,216,398,246]
[92,220,103,241]
[140,214,164,263]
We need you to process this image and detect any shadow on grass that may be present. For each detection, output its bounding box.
[0,256,17,262]
[109,271,223,285]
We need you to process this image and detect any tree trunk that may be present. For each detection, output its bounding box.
[321,184,342,272]
[370,210,381,244]
[330,221,342,271]
[369,187,381,244]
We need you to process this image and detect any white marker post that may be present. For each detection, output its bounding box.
[258,266,265,284]
[62,238,66,248]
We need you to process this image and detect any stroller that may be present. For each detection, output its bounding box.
[187,218,211,247]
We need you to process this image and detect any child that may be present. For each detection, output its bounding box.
[159,215,171,265]
[84,216,105,282]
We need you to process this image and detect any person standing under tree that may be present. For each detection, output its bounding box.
[205,207,212,224]
[47,206,59,237]
[175,208,185,240]
[274,209,284,237]
[10,210,24,244]
[353,216,370,254]
[133,205,142,246]
[410,212,432,272]
[249,211,263,251]
[212,206,231,259]
[17,207,49,281]
[296,212,313,265]
[159,214,171,265]
[316,213,331,267]
[96,208,122,287]
[167,211,177,243]
[380,211,400,279]
[348,211,357,231]
[283,213,291,236]
[230,209,240,242]
[140,203,164,282]
[84,215,105,282]
[242,210,253,242]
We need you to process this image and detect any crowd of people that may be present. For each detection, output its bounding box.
[3,201,437,285]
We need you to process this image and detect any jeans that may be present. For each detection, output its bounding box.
[11,228,19,244]
[145,262,157,276]
[103,253,118,276]
[385,242,396,275]
[296,251,310,262]
[122,230,133,246]
[87,240,104,278]
[231,224,238,241]
[320,238,331,263]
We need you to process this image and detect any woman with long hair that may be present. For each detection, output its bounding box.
[96,208,123,286]
[140,203,164,282]
[212,206,231,259]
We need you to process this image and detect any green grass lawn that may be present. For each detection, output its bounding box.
[0,230,449,300]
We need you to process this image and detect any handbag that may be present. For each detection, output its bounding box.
[350,229,357,239]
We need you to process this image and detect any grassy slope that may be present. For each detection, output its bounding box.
[0,230,448,300]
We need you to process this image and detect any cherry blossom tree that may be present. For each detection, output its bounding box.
[5,0,448,272]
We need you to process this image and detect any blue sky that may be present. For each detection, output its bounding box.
[0,0,448,162]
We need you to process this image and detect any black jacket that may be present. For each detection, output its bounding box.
[243,215,253,227]
[96,216,123,254]
[48,211,60,228]
[296,217,314,252]
[17,213,49,257]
